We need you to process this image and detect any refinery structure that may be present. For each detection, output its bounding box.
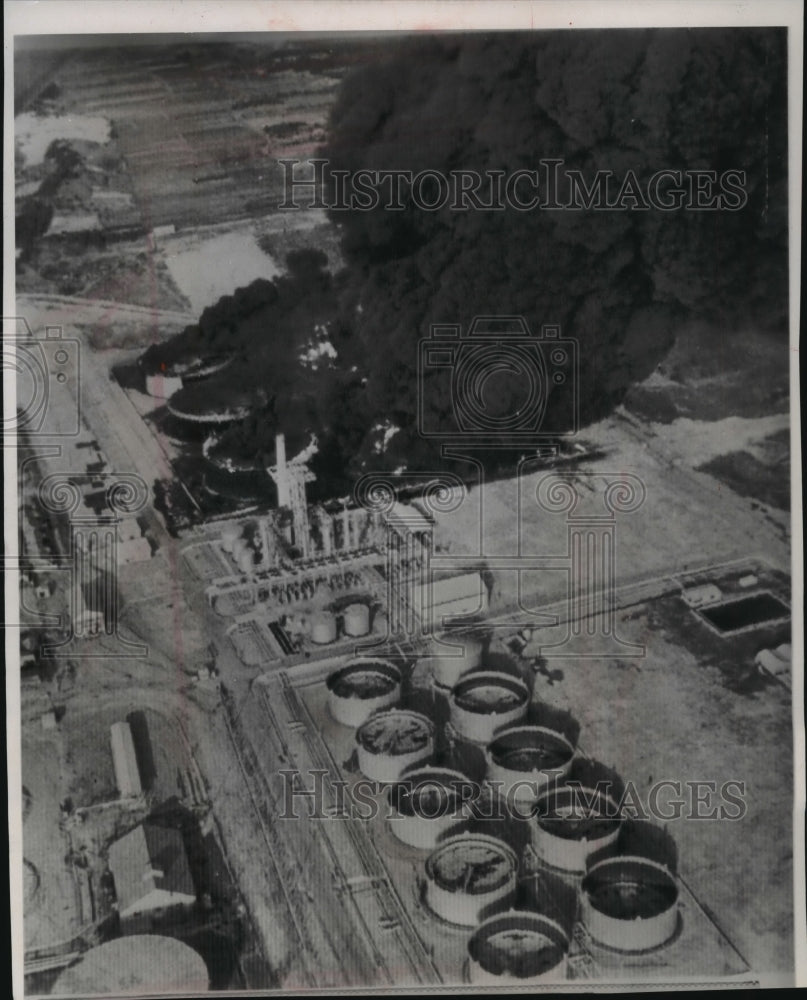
[10,21,799,999]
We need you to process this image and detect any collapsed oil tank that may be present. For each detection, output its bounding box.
[467,911,569,984]
[449,671,529,744]
[428,633,484,689]
[530,784,622,872]
[486,725,576,806]
[424,833,518,926]
[355,709,434,782]
[580,855,679,951]
[326,658,401,728]
[387,767,476,849]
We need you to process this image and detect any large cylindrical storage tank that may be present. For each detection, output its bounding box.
[425,834,518,926]
[220,523,241,553]
[387,767,475,849]
[326,658,401,728]
[429,634,484,689]
[530,784,622,872]
[355,710,434,783]
[486,725,576,806]
[580,856,679,952]
[449,672,529,744]
[467,911,569,984]
[310,611,337,645]
[343,603,371,637]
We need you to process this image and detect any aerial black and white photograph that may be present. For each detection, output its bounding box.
[4,1,804,995]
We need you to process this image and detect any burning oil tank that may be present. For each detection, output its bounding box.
[449,672,529,744]
[467,911,569,984]
[387,766,476,849]
[486,725,576,806]
[424,833,518,926]
[530,783,622,872]
[355,709,434,782]
[342,602,371,637]
[326,658,401,728]
[428,633,484,689]
[580,855,679,951]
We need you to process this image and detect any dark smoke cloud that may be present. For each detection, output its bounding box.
[143,30,788,496]
[323,29,787,476]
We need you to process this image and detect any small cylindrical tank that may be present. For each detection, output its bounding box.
[220,523,240,553]
[355,710,434,783]
[429,634,484,689]
[343,603,371,637]
[486,725,576,806]
[530,784,622,872]
[425,834,518,926]
[580,856,679,952]
[235,548,254,575]
[310,611,337,645]
[449,672,529,744]
[326,658,401,728]
[387,767,475,849]
[467,911,569,984]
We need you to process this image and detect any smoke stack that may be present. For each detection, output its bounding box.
[275,433,290,507]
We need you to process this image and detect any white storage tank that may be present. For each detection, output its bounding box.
[580,856,679,952]
[429,633,484,689]
[326,658,401,728]
[220,523,240,553]
[424,833,518,926]
[467,911,569,984]
[486,725,576,806]
[387,767,475,849]
[449,672,529,744]
[343,603,371,637]
[355,710,434,783]
[530,784,622,872]
[310,611,337,645]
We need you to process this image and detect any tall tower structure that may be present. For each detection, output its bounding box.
[267,433,315,558]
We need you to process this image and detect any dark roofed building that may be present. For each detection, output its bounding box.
[108,823,196,925]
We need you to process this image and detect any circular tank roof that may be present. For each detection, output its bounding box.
[356,710,433,757]
[582,856,678,921]
[488,725,575,773]
[426,835,517,895]
[468,911,569,979]
[52,935,209,996]
[452,672,529,715]
[327,660,400,700]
